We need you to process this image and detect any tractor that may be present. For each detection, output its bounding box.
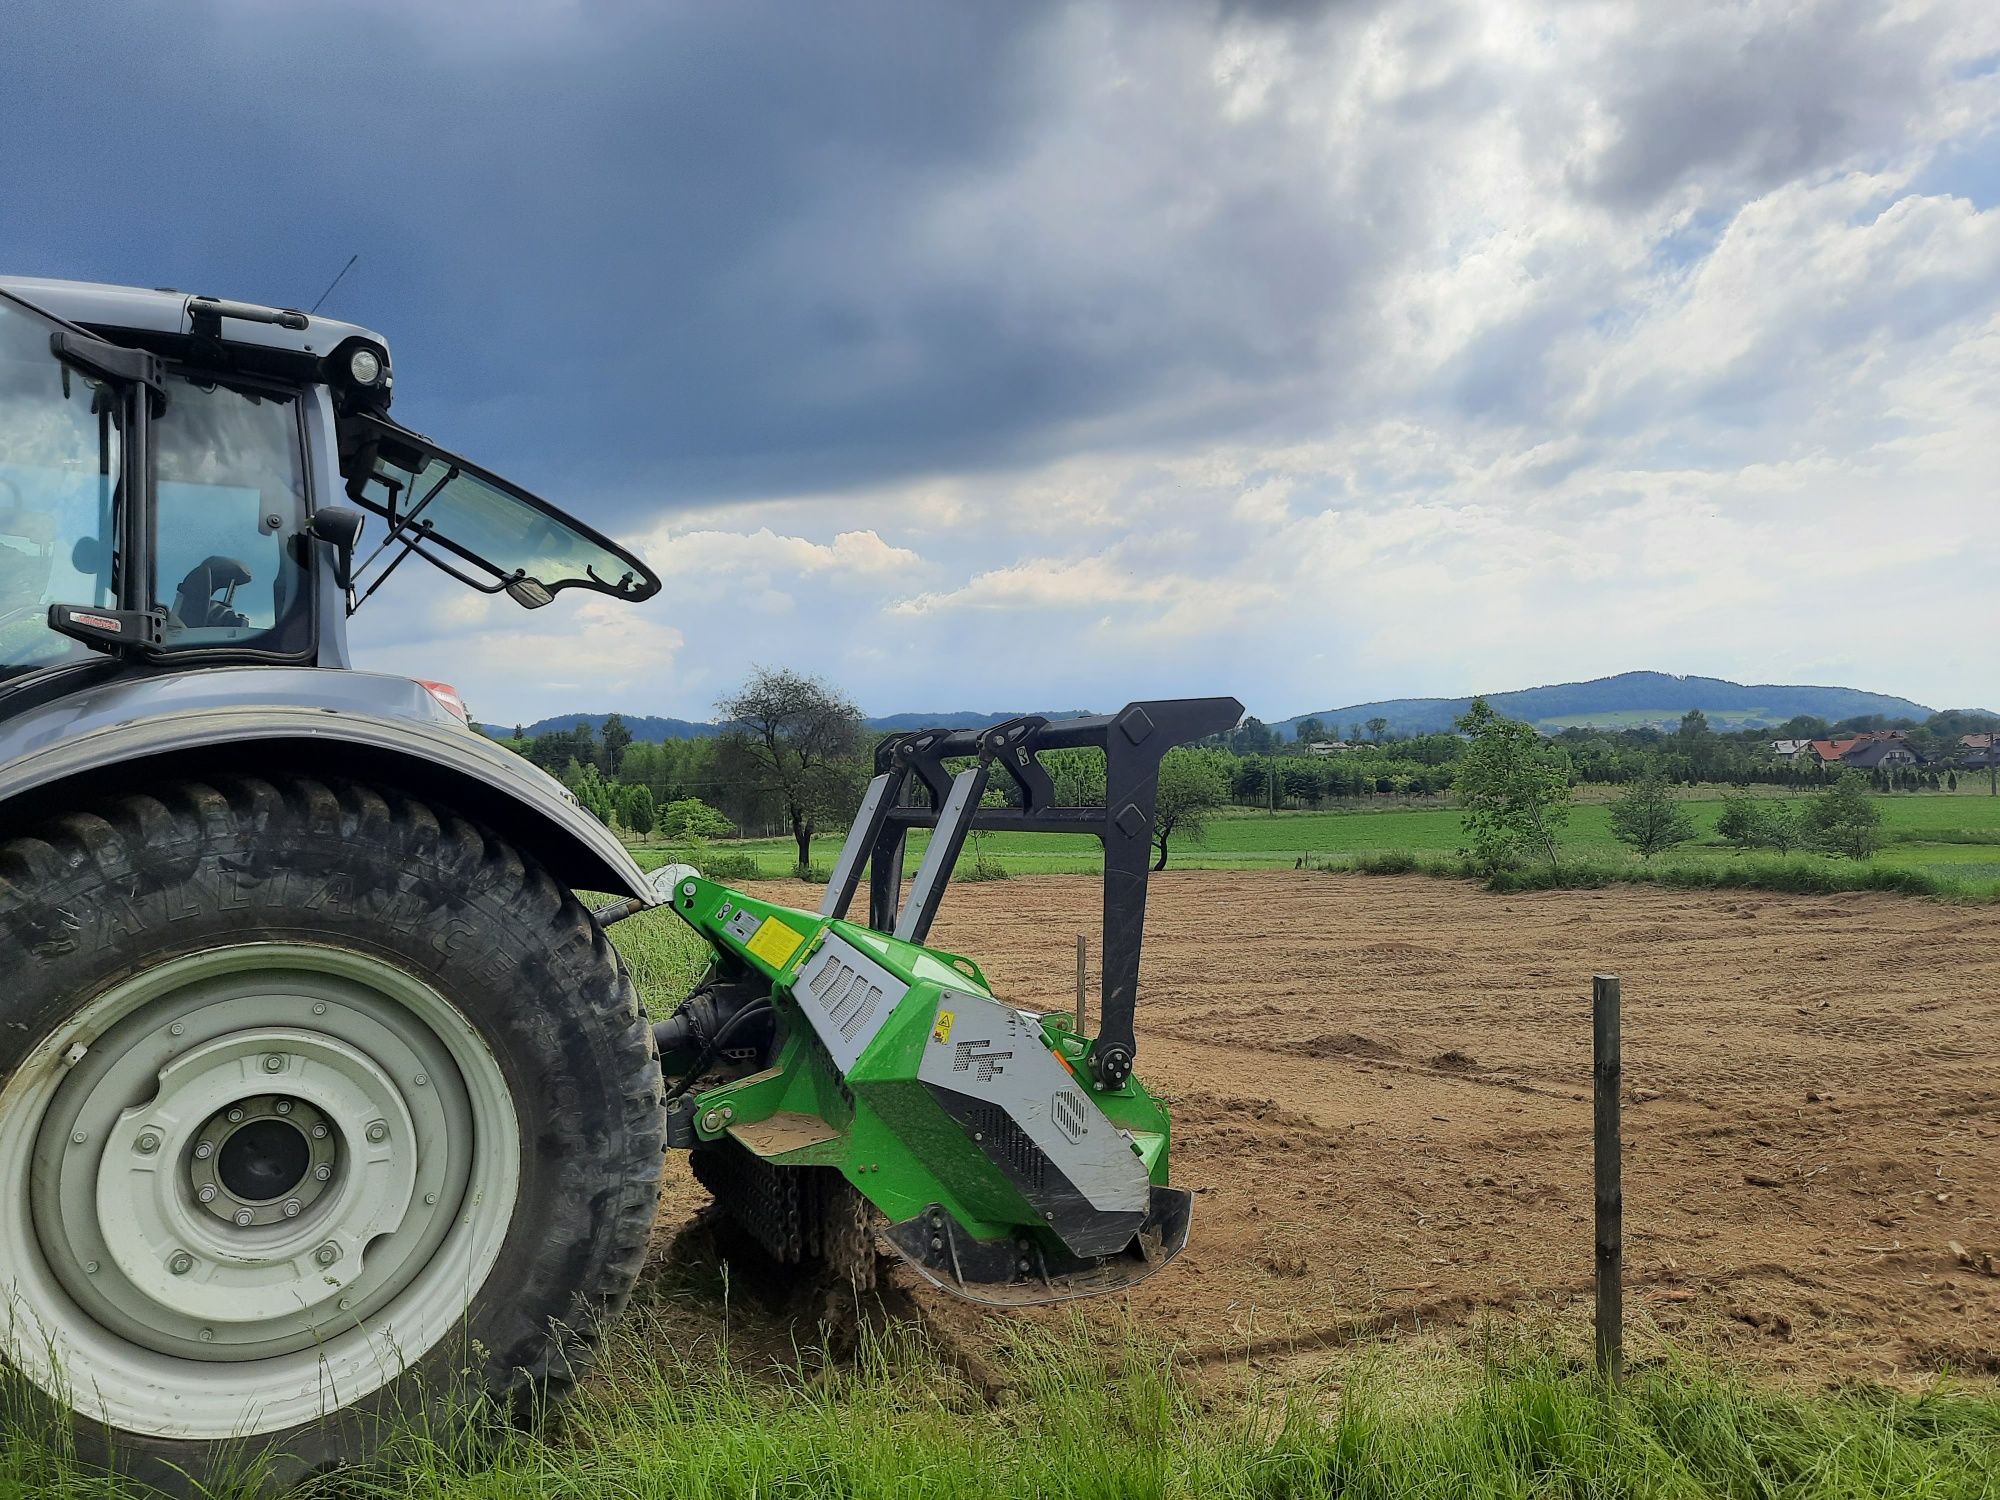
[0,278,1239,1491]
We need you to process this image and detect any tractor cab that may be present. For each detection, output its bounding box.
[0,278,657,708]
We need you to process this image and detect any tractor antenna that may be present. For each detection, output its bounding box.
[309,254,360,315]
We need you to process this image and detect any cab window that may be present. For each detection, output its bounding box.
[0,292,122,680]
[153,375,311,654]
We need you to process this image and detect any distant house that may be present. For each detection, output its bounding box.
[1770,739,1813,761]
[1811,731,1923,769]
[1961,733,1995,753]
[1305,740,1352,756]
[1841,738,1925,770]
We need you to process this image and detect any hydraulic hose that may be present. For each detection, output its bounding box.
[662,998,773,1102]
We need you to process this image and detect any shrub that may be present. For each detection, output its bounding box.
[1608,772,1695,859]
[1805,773,1884,859]
[1351,850,1419,875]
[1717,794,1807,853]
[659,797,736,841]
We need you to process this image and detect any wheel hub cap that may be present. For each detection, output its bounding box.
[91,1029,420,1329]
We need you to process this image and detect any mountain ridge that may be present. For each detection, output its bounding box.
[479,673,1986,743]
[1274,671,1942,738]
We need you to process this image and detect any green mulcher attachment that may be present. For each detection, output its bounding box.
[643,698,1239,1305]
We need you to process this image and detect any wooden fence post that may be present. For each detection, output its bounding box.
[1593,972,1623,1383]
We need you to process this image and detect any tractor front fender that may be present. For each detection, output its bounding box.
[0,667,656,902]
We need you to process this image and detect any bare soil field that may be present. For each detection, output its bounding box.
[655,871,2000,1383]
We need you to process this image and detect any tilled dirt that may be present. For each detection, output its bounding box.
[653,871,2000,1383]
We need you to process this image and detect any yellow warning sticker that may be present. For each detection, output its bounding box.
[931,1009,955,1045]
[745,917,805,970]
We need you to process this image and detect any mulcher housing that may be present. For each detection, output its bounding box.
[650,697,1240,1303]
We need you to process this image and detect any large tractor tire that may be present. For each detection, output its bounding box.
[0,775,664,1492]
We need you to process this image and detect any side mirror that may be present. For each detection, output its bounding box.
[505,576,553,609]
[308,506,366,591]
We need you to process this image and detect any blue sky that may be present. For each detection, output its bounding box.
[4,1,1996,723]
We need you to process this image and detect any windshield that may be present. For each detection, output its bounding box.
[342,414,659,608]
[0,294,121,680]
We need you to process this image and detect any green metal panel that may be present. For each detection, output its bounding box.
[662,875,1174,1250]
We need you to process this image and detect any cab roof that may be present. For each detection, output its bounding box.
[0,276,391,365]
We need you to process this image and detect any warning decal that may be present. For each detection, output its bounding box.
[931,1009,955,1045]
[745,916,805,970]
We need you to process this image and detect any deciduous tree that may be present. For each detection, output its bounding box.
[1453,699,1572,877]
[1152,748,1228,871]
[716,669,865,871]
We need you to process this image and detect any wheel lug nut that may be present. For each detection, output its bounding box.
[136,1132,161,1155]
[315,1243,340,1266]
[194,1140,214,1160]
[274,1099,293,1115]
[365,1121,388,1144]
[169,1252,193,1275]
[226,1108,244,1124]
[312,1002,328,1016]
[283,1199,302,1218]
[311,1124,329,1140]
[85,1260,100,1275]
[233,1209,254,1227]
[263,1054,286,1074]
[423,1192,437,1206]
[197,1185,217,1203]
[412,1073,428,1088]
[314,1165,333,1182]
[168,1022,186,1037]
[199,1328,214,1342]
[70,1130,87,1145]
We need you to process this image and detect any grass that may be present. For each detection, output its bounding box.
[633,791,2000,900]
[12,1317,1997,1498]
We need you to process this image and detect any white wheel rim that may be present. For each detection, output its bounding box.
[0,944,520,1439]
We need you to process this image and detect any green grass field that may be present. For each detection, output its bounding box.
[635,790,2000,899]
[11,1317,1998,1499]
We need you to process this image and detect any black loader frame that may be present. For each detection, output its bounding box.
[817,696,1242,1089]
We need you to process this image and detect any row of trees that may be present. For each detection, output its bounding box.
[1215,706,1998,793]
[1453,699,1887,874]
[492,676,1964,873]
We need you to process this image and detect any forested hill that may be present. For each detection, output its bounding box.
[479,708,1096,742]
[1276,672,1937,738]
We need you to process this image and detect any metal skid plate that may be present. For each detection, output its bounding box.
[881,1186,1192,1307]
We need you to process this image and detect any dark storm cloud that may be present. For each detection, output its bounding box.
[0,0,1379,523]
[1572,0,1949,210]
